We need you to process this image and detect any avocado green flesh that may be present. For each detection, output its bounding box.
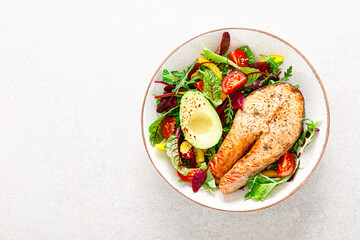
[180,91,222,149]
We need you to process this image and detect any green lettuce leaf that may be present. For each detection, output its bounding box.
[166,134,189,176]
[148,106,179,145]
[201,68,223,106]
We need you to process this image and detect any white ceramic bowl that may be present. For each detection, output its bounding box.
[141,28,330,212]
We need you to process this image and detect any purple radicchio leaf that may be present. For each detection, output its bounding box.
[249,62,270,72]
[192,168,208,192]
[156,96,178,113]
[229,90,245,110]
[215,32,231,56]
[216,98,229,126]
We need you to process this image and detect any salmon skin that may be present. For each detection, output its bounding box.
[208,83,304,194]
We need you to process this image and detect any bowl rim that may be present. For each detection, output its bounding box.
[140,27,330,212]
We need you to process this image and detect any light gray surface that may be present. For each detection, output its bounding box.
[0,1,358,239]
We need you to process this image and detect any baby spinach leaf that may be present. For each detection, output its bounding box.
[166,133,189,176]
[201,68,223,107]
[238,46,256,64]
[245,174,279,201]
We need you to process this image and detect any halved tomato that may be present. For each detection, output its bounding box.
[161,117,175,139]
[221,71,247,94]
[182,147,194,159]
[277,152,296,177]
[195,81,204,92]
[177,168,201,182]
[229,49,248,67]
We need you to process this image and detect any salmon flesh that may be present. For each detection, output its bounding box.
[208,83,304,194]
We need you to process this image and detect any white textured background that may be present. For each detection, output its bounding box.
[0,1,359,239]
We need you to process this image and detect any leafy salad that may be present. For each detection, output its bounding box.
[149,32,320,201]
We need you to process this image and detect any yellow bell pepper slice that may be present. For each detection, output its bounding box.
[220,92,227,101]
[154,142,166,151]
[258,55,283,63]
[199,57,222,80]
[190,71,199,79]
[195,148,205,163]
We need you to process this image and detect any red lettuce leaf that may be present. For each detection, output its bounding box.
[229,90,245,110]
[215,32,231,56]
[187,63,202,80]
[249,62,270,72]
[190,153,197,168]
[192,169,208,192]
[156,96,178,113]
[216,98,229,126]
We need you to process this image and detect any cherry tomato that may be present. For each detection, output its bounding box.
[182,147,194,159]
[221,71,247,94]
[277,152,296,177]
[229,49,248,67]
[195,81,204,92]
[177,168,201,182]
[161,117,175,139]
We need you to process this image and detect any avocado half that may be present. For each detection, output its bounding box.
[180,91,222,149]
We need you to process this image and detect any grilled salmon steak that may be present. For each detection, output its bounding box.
[208,83,304,194]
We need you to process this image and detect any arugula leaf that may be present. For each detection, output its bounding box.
[201,68,223,107]
[238,46,256,64]
[293,118,322,154]
[280,66,292,82]
[173,60,197,92]
[224,98,235,125]
[268,66,293,85]
[205,146,217,161]
[166,133,189,176]
[260,55,283,74]
[162,69,178,85]
[148,106,179,145]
